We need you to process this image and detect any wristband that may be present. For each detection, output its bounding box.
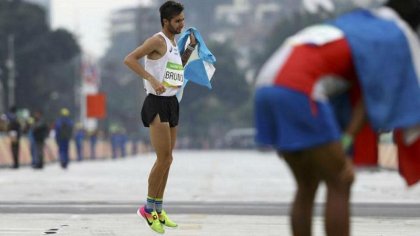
[187,44,195,51]
[341,133,353,151]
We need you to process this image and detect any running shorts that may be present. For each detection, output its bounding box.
[141,94,179,127]
[254,86,341,151]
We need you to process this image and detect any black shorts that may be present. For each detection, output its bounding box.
[141,94,179,128]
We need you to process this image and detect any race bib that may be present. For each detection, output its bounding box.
[163,61,184,87]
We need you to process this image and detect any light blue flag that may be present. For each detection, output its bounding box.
[176,27,216,101]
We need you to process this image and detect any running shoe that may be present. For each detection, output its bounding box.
[137,206,165,234]
[158,210,178,228]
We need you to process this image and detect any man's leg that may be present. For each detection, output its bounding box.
[282,151,320,236]
[11,142,19,168]
[64,142,70,168]
[31,140,37,167]
[59,142,70,168]
[152,126,178,228]
[57,143,63,166]
[40,143,45,168]
[148,115,173,199]
[35,142,44,168]
[111,139,117,159]
[91,140,96,159]
[303,142,354,236]
[156,127,177,199]
[139,115,171,235]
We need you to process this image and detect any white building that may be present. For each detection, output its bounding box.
[215,0,282,26]
[109,8,137,39]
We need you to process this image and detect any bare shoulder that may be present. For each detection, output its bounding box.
[144,34,166,58]
[125,33,167,60]
[147,34,166,50]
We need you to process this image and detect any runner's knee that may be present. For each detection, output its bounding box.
[157,154,173,166]
[341,169,354,186]
[341,159,355,185]
[327,165,354,189]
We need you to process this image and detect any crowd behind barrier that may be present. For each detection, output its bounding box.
[0,133,149,167]
[0,132,398,170]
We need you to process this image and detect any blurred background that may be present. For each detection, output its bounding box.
[0,0,404,163]
[1,2,420,235]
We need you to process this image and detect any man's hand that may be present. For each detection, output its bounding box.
[341,133,353,152]
[182,32,197,66]
[149,77,166,95]
[189,32,197,47]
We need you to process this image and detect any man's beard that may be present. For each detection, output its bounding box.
[168,24,182,35]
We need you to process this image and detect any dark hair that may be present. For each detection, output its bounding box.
[159,1,184,27]
[386,0,420,29]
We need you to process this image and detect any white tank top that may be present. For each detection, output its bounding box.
[144,32,184,96]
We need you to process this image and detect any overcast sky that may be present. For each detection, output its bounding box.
[51,0,151,59]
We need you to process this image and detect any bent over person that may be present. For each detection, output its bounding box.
[124,1,196,234]
[254,0,420,236]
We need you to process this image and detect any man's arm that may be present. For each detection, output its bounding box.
[181,32,197,66]
[124,37,166,94]
[342,99,366,150]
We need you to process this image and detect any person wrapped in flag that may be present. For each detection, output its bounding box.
[254,0,420,236]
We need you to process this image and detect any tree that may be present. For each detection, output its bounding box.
[0,0,80,117]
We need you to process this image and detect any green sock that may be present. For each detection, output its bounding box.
[146,196,155,213]
[155,198,163,213]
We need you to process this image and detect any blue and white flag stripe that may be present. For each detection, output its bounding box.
[176,28,216,101]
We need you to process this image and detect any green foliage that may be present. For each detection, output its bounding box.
[100,30,143,136]
[0,0,80,118]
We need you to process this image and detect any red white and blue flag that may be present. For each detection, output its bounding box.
[256,6,420,186]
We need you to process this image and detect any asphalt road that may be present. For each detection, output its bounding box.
[2,201,420,217]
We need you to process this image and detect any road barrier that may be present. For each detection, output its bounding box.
[0,135,148,167]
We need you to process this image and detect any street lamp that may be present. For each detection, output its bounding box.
[0,68,4,113]
[5,34,15,108]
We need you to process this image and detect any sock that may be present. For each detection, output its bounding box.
[145,196,155,213]
[155,198,163,214]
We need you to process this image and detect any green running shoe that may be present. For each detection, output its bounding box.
[159,210,178,228]
[138,206,165,234]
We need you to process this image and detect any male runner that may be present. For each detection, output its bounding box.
[124,1,196,234]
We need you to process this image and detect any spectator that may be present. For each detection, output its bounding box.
[74,123,85,162]
[109,125,119,159]
[54,108,73,169]
[89,128,98,160]
[7,106,21,169]
[27,116,38,168]
[118,128,128,158]
[32,111,49,169]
